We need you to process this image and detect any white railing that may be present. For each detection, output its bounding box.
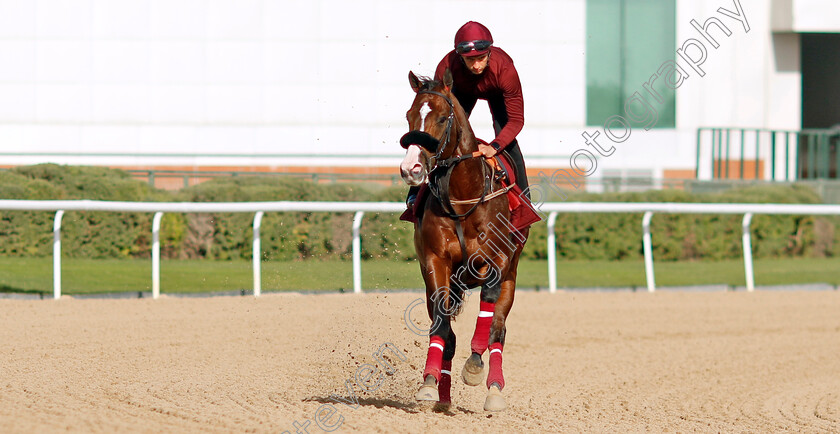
[2,200,840,298]
[0,200,402,299]
[540,202,840,292]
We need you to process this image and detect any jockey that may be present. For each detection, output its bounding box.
[406,21,529,208]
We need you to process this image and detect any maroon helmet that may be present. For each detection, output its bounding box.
[454,21,493,57]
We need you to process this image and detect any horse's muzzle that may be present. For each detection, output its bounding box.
[400,131,439,153]
[402,170,426,187]
[400,145,428,186]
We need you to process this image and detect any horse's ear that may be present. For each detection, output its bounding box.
[443,68,454,92]
[408,71,422,93]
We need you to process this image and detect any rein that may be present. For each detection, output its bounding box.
[414,89,511,272]
[446,152,512,205]
[428,151,489,219]
[430,151,512,208]
[417,90,504,219]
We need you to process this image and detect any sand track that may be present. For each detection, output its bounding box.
[1,290,839,432]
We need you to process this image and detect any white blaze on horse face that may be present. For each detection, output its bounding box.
[400,145,426,186]
[419,102,432,131]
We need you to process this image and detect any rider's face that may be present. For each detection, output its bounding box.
[462,53,489,75]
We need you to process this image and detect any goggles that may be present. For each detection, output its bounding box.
[455,40,492,55]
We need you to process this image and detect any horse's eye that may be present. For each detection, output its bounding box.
[438,117,447,124]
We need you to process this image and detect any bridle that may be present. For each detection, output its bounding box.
[415,89,513,219]
[417,89,456,167]
[401,86,513,214]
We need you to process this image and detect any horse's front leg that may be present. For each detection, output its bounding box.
[482,278,514,411]
[415,260,456,405]
[461,279,499,387]
[463,250,521,412]
[432,322,456,411]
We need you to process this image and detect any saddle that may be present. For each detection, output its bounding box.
[399,147,541,245]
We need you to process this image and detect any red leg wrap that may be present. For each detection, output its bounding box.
[470,301,495,355]
[438,359,452,404]
[486,342,505,390]
[422,336,445,382]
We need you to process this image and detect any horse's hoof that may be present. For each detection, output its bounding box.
[415,375,439,402]
[461,353,484,386]
[415,385,439,401]
[483,384,506,412]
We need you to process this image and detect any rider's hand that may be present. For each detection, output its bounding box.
[477,143,497,158]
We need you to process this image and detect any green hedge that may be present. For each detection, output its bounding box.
[0,165,172,258]
[172,177,410,261]
[1,164,838,261]
[520,183,840,261]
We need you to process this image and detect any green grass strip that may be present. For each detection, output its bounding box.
[2,257,839,295]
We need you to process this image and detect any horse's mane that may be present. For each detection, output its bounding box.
[413,72,475,161]
[413,75,441,91]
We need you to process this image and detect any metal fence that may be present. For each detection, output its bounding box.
[2,200,840,299]
[696,127,840,181]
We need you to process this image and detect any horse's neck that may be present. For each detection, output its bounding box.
[454,135,479,157]
[449,157,485,201]
[449,118,487,199]
[453,103,479,156]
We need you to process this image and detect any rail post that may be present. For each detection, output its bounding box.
[547,212,559,293]
[770,131,777,180]
[352,211,365,294]
[253,211,264,297]
[742,213,755,292]
[53,210,64,299]
[642,211,655,292]
[152,212,163,299]
[755,129,761,180]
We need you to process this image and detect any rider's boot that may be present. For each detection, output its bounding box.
[406,186,420,209]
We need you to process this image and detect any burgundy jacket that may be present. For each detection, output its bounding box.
[434,47,524,151]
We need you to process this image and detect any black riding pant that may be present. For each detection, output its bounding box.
[493,119,530,199]
[502,140,530,200]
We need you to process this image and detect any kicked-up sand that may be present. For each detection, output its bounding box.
[1,289,839,432]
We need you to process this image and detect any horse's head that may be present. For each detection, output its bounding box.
[399,70,458,186]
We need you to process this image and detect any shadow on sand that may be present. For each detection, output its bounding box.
[303,395,476,416]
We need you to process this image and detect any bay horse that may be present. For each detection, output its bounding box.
[399,69,530,412]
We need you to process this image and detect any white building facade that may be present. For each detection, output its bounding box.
[0,0,836,188]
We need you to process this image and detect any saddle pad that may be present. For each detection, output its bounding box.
[481,140,542,238]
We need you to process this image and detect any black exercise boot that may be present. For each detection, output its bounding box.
[406,186,420,209]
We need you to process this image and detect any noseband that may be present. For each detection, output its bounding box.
[399,90,457,168]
